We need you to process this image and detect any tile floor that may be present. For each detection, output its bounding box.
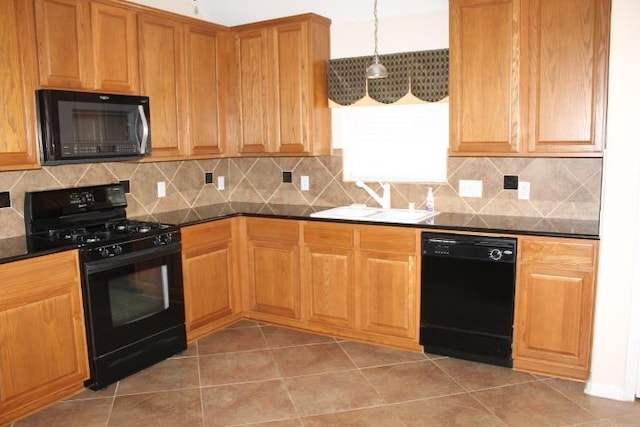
[13,320,640,427]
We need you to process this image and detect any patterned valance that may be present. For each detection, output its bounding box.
[328,49,449,105]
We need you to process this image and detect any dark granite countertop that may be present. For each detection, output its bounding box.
[136,202,600,240]
[0,203,599,265]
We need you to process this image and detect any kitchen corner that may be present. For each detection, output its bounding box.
[2,0,640,425]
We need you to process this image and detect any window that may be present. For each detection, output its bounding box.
[332,103,448,183]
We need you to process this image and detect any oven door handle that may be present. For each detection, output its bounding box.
[84,243,181,274]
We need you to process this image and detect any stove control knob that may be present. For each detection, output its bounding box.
[99,247,112,258]
[154,233,174,246]
[113,245,123,256]
[489,248,503,261]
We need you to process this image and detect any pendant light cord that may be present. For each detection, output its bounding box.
[373,0,380,58]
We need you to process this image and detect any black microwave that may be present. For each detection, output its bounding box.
[36,89,151,165]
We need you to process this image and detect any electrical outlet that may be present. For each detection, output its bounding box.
[504,175,518,190]
[0,191,10,208]
[205,172,213,184]
[157,181,166,198]
[217,176,225,190]
[119,180,130,193]
[282,171,292,183]
[518,181,531,200]
[301,175,310,191]
[458,179,483,198]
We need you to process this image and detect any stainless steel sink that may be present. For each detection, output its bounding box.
[310,205,439,224]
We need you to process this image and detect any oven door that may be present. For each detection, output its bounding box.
[82,243,184,358]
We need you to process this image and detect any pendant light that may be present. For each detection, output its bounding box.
[366,0,389,79]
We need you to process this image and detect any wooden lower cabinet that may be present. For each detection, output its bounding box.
[299,222,421,349]
[358,226,420,341]
[0,251,89,425]
[245,218,301,320]
[302,222,355,329]
[181,220,239,342]
[514,237,598,380]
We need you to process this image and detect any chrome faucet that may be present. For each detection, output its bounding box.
[356,181,391,209]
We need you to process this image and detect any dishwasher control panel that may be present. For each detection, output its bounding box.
[423,235,516,263]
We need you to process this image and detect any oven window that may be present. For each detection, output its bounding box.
[108,261,170,327]
[84,247,184,357]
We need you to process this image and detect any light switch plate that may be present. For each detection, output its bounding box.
[518,181,531,200]
[301,175,310,191]
[217,176,225,190]
[157,181,166,198]
[459,179,483,198]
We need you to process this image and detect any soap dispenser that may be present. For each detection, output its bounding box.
[426,187,435,212]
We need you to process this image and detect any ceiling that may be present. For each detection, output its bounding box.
[198,0,447,26]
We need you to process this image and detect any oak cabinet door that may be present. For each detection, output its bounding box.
[0,251,88,426]
[0,0,40,171]
[359,251,418,339]
[90,1,139,93]
[449,0,520,155]
[523,0,609,155]
[234,28,271,154]
[184,24,228,157]
[270,21,309,154]
[34,0,91,89]
[138,13,185,159]
[514,237,598,380]
[182,220,237,341]
[357,227,419,340]
[303,223,355,329]
[246,219,301,320]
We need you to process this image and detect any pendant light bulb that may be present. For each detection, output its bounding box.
[366,0,388,79]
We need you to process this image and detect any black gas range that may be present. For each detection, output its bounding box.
[24,183,186,390]
[25,184,178,252]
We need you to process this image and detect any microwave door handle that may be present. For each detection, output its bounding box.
[137,105,150,154]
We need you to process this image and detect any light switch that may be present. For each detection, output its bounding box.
[217,176,225,190]
[458,179,483,198]
[301,175,310,191]
[518,181,531,200]
[157,181,166,198]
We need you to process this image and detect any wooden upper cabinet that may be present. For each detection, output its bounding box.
[138,12,185,159]
[523,0,610,155]
[449,0,520,155]
[234,27,271,154]
[514,237,598,380]
[34,0,139,93]
[270,21,310,154]
[449,0,609,157]
[34,0,91,89]
[231,14,331,157]
[184,24,228,157]
[0,0,40,171]
[90,1,139,93]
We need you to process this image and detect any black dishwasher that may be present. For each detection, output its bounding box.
[420,233,516,367]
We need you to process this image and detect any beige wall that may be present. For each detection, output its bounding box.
[0,155,601,238]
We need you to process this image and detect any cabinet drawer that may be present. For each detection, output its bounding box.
[519,238,597,270]
[359,226,417,253]
[246,218,299,242]
[304,222,354,248]
[182,221,231,249]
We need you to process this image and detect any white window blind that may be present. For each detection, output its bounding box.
[333,103,449,183]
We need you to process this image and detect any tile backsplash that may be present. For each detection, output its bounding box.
[0,155,601,238]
